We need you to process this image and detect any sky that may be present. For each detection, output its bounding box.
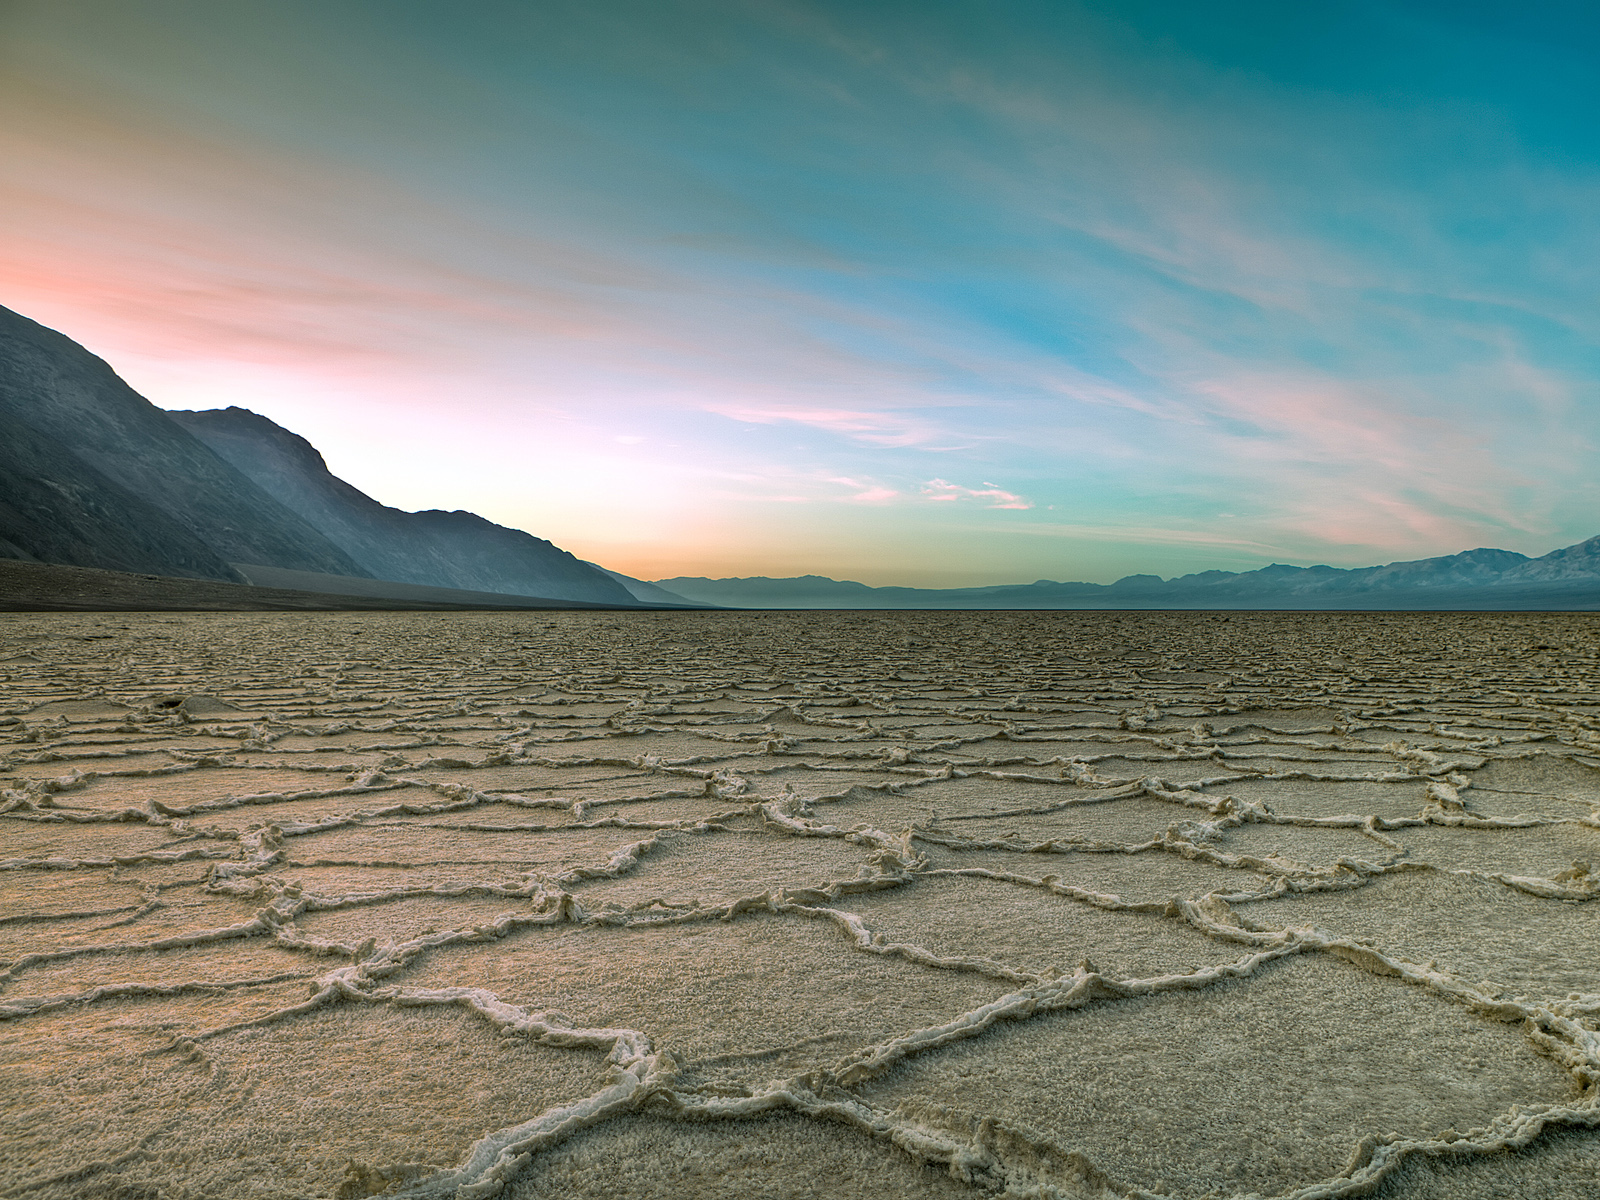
[3,0,1598,587]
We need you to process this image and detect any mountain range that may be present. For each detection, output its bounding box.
[659,539,1600,610]
[0,303,687,607]
[168,406,640,603]
[3,300,1598,611]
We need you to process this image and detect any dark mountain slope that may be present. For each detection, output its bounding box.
[170,407,634,604]
[0,406,236,577]
[0,558,643,613]
[0,305,368,579]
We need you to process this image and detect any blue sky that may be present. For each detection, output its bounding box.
[3,0,1597,584]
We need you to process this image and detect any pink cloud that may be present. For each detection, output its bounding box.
[826,476,900,504]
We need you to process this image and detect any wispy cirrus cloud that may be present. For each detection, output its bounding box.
[702,466,901,506]
[7,0,1600,586]
[920,478,1032,510]
[702,403,952,449]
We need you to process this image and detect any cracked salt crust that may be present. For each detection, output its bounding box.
[2,609,1599,1199]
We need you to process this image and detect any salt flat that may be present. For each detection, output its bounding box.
[1,609,1598,1199]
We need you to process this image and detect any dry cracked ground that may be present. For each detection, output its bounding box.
[1,609,1598,1200]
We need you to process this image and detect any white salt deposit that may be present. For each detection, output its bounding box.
[1,610,1598,1198]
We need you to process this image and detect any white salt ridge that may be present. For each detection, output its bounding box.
[1,611,1598,1198]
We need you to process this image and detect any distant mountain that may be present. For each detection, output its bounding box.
[655,575,881,607]
[657,538,1600,610]
[0,304,368,581]
[585,564,697,606]
[170,407,633,604]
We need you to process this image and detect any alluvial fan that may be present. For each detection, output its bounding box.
[1,609,1598,1199]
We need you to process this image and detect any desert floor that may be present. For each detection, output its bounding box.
[1,609,1598,1200]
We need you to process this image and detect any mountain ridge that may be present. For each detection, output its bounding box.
[169,406,633,604]
[656,537,1600,609]
[0,305,369,580]
[6,302,1599,612]
[0,304,642,606]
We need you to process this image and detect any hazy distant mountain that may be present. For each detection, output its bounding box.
[657,538,1600,610]
[585,564,698,606]
[655,575,883,607]
[169,407,635,605]
[1500,537,1600,582]
[0,304,368,580]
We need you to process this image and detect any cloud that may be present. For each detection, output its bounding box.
[10,0,1600,584]
[704,403,947,448]
[702,466,901,507]
[920,478,1032,509]
[828,476,900,504]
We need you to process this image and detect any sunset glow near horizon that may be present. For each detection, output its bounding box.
[3,0,1599,587]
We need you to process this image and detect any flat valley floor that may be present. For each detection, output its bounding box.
[1,609,1598,1200]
